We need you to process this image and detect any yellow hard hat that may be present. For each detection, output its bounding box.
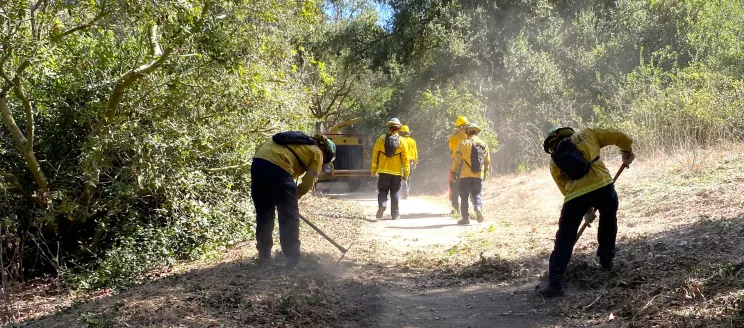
[400,125,410,133]
[455,116,470,127]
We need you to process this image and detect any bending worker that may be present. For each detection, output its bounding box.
[537,126,635,297]
[400,124,418,199]
[448,116,470,214]
[251,131,336,268]
[451,123,490,225]
[371,118,410,220]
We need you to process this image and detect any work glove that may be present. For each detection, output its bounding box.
[402,175,408,181]
[583,207,597,225]
[621,151,635,168]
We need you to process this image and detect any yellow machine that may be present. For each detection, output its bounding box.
[317,118,372,191]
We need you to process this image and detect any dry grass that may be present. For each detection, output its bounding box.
[401,144,744,326]
[6,197,380,328]
[5,144,744,327]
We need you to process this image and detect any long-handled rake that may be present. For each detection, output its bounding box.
[574,164,627,243]
[299,214,355,264]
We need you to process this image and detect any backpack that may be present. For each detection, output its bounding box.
[469,142,486,173]
[550,137,599,181]
[272,131,318,169]
[384,134,400,157]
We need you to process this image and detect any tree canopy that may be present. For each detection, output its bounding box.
[0,0,741,288]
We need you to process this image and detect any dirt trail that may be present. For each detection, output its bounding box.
[320,183,560,328]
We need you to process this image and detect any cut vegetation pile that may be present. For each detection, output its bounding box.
[404,146,744,327]
[8,198,378,328]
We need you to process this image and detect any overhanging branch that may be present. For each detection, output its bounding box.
[53,8,110,40]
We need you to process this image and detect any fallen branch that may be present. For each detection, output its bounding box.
[201,161,252,173]
[584,285,608,310]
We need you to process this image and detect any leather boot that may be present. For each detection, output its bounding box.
[536,279,565,298]
[376,205,387,219]
[474,206,485,223]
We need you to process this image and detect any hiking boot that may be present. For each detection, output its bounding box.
[457,218,470,225]
[257,250,272,264]
[536,281,565,298]
[376,205,387,219]
[474,207,485,223]
[285,256,299,270]
[599,257,614,272]
[392,213,400,220]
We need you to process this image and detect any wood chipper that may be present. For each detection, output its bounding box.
[317,118,372,191]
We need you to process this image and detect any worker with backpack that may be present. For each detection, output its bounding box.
[371,118,410,220]
[400,125,418,199]
[537,126,635,297]
[448,116,470,214]
[450,123,490,225]
[251,131,336,268]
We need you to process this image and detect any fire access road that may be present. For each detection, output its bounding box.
[315,183,560,328]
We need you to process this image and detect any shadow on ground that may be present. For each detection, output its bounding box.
[14,215,744,327]
[419,214,744,327]
[18,253,383,328]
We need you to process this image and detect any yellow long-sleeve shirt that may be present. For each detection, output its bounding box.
[402,136,418,165]
[253,140,323,197]
[448,130,467,159]
[451,135,490,179]
[371,133,410,177]
[549,128,633,202]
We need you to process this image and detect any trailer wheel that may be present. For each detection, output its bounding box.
[347,178,362,192]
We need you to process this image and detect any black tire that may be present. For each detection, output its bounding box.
[347,178,362,192]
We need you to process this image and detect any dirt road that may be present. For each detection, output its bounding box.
[320,184,560,328]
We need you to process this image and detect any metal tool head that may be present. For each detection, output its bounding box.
[335,240,356,265]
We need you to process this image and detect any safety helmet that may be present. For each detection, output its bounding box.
[400,125,410,133]
[455,116,470,127]
[542,126,575,154]
[466,122,481,134]
[313,134,337,164]
[386,118,402,127]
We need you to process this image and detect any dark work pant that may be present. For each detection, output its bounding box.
[250,158,301,260]
[459,177,483,221]
[548,184,619,283]
[449,171,460,210]
[378,173,402,216]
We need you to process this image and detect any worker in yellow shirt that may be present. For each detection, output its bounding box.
[252,131,336,268]
[371,118,410,220]
[400,125,418,199]
[447,116,470,213]
[450,123,490,225]
[536,126,635,297]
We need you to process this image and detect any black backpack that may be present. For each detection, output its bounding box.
[272,131,318,169]
[551,137,599,181]
[384,134,400,157]
[469,142,486,173]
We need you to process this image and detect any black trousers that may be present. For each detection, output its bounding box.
[250,158,301,260]
[377,173,402,216]
[548,184,618,282]
[459,177,483,221]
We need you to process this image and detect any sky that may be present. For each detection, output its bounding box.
[323,1,394,28]
[374,2,393,27]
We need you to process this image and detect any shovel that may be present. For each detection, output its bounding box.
[299,214,355,264]
[574,164,627,244]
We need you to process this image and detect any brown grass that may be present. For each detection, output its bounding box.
[5,144,744,327]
